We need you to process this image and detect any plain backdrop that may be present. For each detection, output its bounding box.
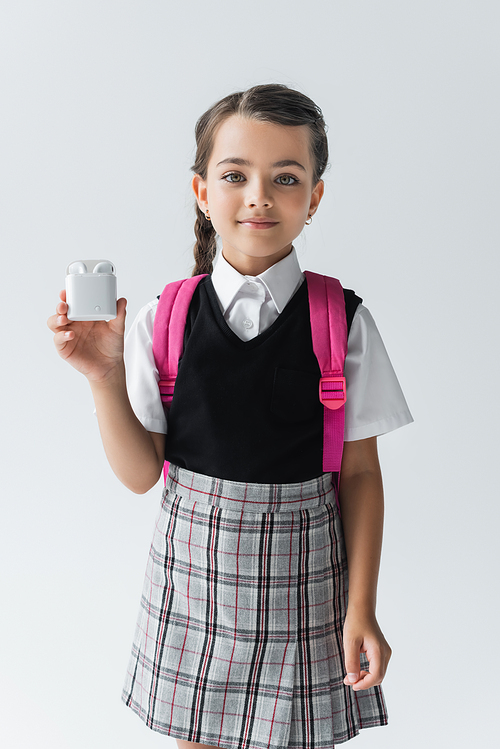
[1,1,499,747]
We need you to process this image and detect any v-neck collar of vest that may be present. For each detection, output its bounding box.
[203,274,308,349]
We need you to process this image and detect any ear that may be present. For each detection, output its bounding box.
[192,174,208,213]
[308,179,325,218]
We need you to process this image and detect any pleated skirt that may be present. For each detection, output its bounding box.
[122,464,388,748]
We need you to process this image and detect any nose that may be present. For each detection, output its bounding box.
[243,177,274,209]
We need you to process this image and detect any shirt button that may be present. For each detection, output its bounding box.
[242,319,253,329]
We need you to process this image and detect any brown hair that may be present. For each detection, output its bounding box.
[190,83,329,276]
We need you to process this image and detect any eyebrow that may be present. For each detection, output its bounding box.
[216,157,307,172]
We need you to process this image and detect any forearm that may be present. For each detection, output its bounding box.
[338,466,384,614]
[89,365,163,494]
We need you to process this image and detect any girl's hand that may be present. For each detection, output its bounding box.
[342,608,392,691]
[47,289,128,384]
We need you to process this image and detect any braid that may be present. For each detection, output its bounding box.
[192,204,217,276]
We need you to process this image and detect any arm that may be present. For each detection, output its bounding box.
[48,290,165,494]
[338,436,392,691]
[90,370,166,494]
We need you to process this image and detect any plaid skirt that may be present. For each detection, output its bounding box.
[122,464,388,748]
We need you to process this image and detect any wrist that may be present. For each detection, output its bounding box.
[346,598,377,619]
[88,362,126,391]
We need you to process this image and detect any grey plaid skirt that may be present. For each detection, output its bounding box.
[122,464,388,748]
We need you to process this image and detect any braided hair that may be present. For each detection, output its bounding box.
[190,83,329,276]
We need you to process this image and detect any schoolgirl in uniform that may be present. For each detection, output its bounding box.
[48,83,413,749]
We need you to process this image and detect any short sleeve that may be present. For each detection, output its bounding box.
[344,304,413,441]
[123,299,168,434]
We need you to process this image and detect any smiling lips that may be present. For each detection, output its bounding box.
[239,217,278,229]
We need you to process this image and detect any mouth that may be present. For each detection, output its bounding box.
[238,218,279,229]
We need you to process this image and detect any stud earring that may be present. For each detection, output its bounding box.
[305,214,313,225]
[205,209,211,221]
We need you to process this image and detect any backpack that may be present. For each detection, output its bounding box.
[152,271,349,516]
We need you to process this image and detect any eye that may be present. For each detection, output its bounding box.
[276,174,299,185]
[222,172,245,183]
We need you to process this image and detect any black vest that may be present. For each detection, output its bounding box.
[162,276,361,483]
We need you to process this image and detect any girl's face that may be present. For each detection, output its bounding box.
[192,115,324,275]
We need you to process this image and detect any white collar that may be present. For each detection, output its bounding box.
[212,246,304,314]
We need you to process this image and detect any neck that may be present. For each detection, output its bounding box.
[222,243,293,276]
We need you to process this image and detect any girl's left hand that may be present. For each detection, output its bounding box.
[342,608,392,691]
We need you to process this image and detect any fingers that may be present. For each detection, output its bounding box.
[117,297,127,318]
[49,293,126,329]
[47,291,67,325]
[106,297,127,334]
[48,311,73,351]
[343,639,361,688]
[55,305,69,327]
[53,328,74,351]
[343,634,390,692]
[47,291,72,348]
[346,649,383,692]
[343,669,370,689]
[47,305,69,332]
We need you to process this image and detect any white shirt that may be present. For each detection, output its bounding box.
[120,248,413,441]
[211,246,305,341]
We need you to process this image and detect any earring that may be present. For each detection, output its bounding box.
[205,209,211,221]
[305,214,313,225]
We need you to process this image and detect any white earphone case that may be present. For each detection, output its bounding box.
[65,259,117,321]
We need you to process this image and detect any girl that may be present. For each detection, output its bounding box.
[48,84,413,749]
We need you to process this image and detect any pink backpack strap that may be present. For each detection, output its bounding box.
[152,274,208,483]
[304,271,348,514]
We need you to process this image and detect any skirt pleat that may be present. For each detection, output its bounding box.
[122,464,388,748]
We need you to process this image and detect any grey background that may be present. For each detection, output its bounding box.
[1,1,498,747]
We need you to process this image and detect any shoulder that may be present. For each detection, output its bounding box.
[137,296,159,319]
[308,274,382,344]
[125,297,159,342]
[345,302,380,344]
[342,287,363,333]
[303,271,364,336]
[136,297,159,315]
[156,275,211,300]
[155,275,210,312]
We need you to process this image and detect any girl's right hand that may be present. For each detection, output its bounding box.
[47,289,128,384]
